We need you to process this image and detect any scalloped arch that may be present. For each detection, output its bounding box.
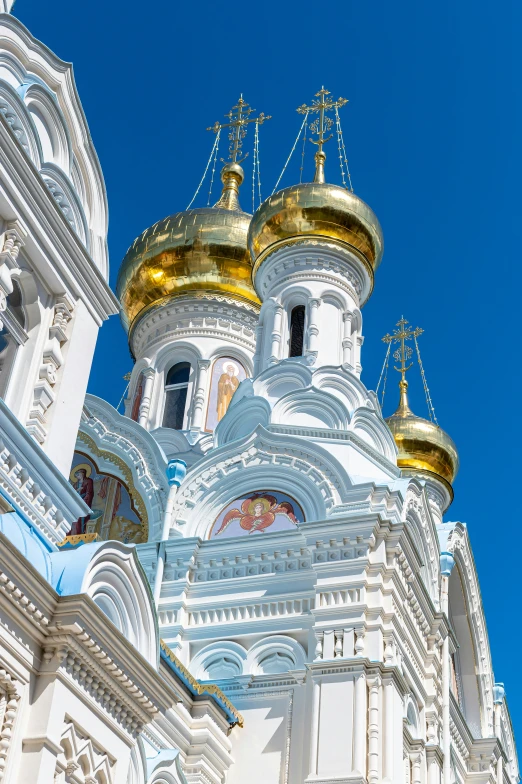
[272,387,349,430]
[245,635,306,675]
[190,641,247,680]
[23,81,72,171]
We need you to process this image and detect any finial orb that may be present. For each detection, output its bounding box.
[221,162,244,185]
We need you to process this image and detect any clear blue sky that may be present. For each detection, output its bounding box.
[14,0,520,740]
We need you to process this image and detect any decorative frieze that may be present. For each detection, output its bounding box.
[185,597,312,627]
[42,631,157,736]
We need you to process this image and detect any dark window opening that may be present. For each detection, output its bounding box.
[163,362,191,429]
[289,306,305,357]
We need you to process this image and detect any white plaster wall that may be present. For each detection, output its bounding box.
[316,675,355,776]
[45,299,99,476]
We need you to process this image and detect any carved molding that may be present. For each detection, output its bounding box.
[26,296,74,444]
[0,667,21,781]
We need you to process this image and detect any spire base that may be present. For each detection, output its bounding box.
[214,163,244,211]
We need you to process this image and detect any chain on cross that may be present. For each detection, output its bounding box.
[207,95,271,165]
[296,86,348,153]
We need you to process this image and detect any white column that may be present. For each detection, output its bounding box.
[309,678,321,777]
[368,676,381,784]
[153,459,187,608]
[138,367,155,428]
[353,671,367,777]
[411,754,422,784]
[342,311,353,367]
[427,750,442,784]
[269,304,283,364]
[440,552,455,784]
[355,334,364,375]
[306,297,321,357]
[253,323,263,376]
[190,359,211,430]
[383,678,394,782]
[494,684,505,784]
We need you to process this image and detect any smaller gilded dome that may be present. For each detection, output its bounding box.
[386,381,459,489]
[116,164,260,333]
[248,181,384,287]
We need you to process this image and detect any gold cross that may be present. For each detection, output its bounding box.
[382,317,424,381]
[207,95,271,164]
[296,86,348,153]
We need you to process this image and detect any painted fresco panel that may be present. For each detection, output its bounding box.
[209,491,304,539]
[69,452,145,543]
[205,357,247,431]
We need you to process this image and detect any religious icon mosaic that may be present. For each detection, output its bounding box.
[209,491,304,539]
[205,356,246,431]
[68,452,146,543]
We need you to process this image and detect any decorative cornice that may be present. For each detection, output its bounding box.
[42,629,157,735]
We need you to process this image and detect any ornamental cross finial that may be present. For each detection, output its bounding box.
[296,86,348,182]
[207,95,271,164]
[382,317,424,382]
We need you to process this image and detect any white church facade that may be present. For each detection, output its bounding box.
[0,5,518,784]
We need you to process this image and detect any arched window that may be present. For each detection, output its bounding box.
[163,362,190,430]
[289,305,305,357]
[0,280,27,399]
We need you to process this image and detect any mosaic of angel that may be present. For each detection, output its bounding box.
[211,492,303,539]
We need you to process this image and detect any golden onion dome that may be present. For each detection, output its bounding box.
[386,380,459,490]
[248,175,384,295]
[116,163,261,333]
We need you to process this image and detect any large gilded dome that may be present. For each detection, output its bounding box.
[248,180,384,291]
[386,381,459,491]
[117,164,260,333]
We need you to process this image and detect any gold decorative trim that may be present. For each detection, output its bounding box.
[57,532,101,547]
[75,432,149,540]
[160,640,244,728]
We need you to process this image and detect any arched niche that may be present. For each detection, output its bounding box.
[191,641,248,681]
[205,354,248,432]
[448,564,482,736]
[245,635,306,675]
[23,82,72,171]
[68,450,147,543]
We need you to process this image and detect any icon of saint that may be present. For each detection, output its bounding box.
[68,464,94,535]
[216,361,240,422]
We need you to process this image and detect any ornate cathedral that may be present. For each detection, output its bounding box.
[0,4,518,784]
